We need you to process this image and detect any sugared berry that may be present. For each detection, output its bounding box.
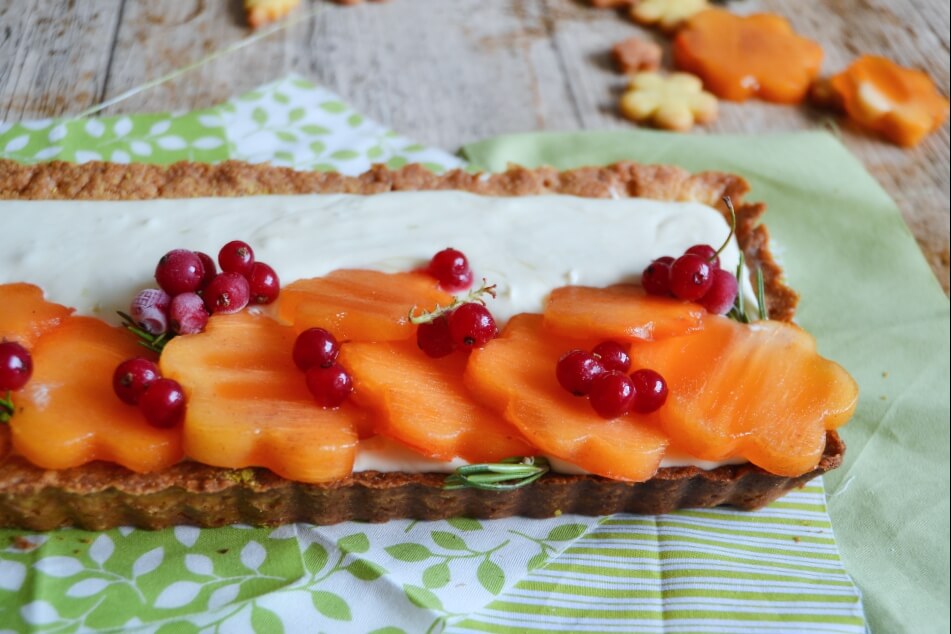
[685,244,720,270]
[448,303,498,348]
[305,363,353,407]
[218,240,255,277]
[700,269,739,315]
[169,292,210,335]
[203,272,251,315]
[195,251,217,289]
[669,253,714,301]
[642,256,674,296]
[155,249,205,295]
[130,288,171,335]
[592,341,631,373]
[417,316,456,358]
[139,378,186,428]
[589,371,636,419]
[630,369,668,413]
[428,248,473,292]
[293,328,339,371]
[556,349,605,396]
[0,341,32,392]
[248,262,280,305]
[112,357,161,405]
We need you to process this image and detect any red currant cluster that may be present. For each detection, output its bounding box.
[293,328,353,408]
[556,342,668,419]
[427,247,474,292]
[0,341,32,394]
[641,243,738,315]
[112,358,185,428]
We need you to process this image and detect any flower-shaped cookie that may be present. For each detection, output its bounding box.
[631,0,709,32]
[674,9,823,103]
[620,72,718,132]
[245,0,301,28]
[612,37,663,74]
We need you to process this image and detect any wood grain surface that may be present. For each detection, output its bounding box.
[1,0,948,290]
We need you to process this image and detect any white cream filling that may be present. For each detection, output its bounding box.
[2,191,754,473]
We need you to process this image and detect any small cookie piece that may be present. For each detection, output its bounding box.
[631,0,709,32]
[612,37,663,74]
[809,78,845,111]
[591,0,635,7]
[245,0,301,28]
[620,72,718,132]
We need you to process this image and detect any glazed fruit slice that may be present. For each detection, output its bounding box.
[278,269,454,342]
[339,340,535,462]
[465,314,669,481]
[0,283,73,348]
[11,317,182,472]
[631,315,858,476]
[544,285,705,342]
[160,312,364,483]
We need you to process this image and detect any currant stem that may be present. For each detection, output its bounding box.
[713,196,738,262]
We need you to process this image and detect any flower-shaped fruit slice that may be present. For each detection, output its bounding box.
[674,9,823,103]
[619,72,718,132]
[631,0,709,32]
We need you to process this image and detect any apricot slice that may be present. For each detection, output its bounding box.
[465,314,669,482]
[0,283,73,348]
[544,285,705,342]
[631,316,858,476]
[340,340,535,463]
[160,312,363,483]
[11,317,182,472]
[278,269,454,342]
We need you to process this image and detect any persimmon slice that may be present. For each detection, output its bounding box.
[0,283,73,348]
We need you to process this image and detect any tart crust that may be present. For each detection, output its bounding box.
[0,159,827,530]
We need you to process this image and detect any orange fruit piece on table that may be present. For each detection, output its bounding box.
[828,55,950,147]
[0,283,73,348]
[465,314,669,482]
[340,340,535,463]
[543,285,705,342]
[630,315,858,477]
[673,9,823,103]
[10,316,183,472]
[278,269,454,342]
[161,312,364,483]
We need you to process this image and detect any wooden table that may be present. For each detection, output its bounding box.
[1,0,948,290]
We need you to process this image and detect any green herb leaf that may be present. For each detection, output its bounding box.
[118,311,172,354]
[756,267,769,320]
[0,390,14,424]
[444,457,549,491]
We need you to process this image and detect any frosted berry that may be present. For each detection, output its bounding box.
[448,303,498,348]
[669,253,714,301]
[155,249,205,296]
[685,244,720,270]
[218,240,255,277]
[293,328,339,371]
[589,371,636,419]
[139,378,186,428]
[700,269,739,315]
[592,341,631,373]
[305,363,353,408]
[0,341,32,392]
[169,292,210,335]
[642,256,674,296]
[417,316,456,358]
[195,251,217,289]
[630,369,668,413]
[248,262,280,305]
[556,349,605,396]
[112,357,161,406]
[428,248,473,292]
[203,272,251,315]
[130,288,171,335]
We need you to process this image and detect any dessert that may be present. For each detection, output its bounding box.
[619,72,718,132]
[0,160,853,529]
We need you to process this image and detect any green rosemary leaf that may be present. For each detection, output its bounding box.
[118,310,173,354]
[756,267,768,320]
[444,457,550,491]
[0,391,14,424]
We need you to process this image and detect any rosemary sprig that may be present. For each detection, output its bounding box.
[117,311,172,354]
[726,253,769,323]
[444,456,550,491]
[408,279,497,325]
[756,267,768,320]
[0,391,14,424]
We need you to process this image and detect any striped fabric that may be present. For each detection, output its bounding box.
[450,480,865,633]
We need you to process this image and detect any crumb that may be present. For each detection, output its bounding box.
[217,548,230,554]
[793,536,801,543]
[612,37,663,74]
[10,536,35,550]
[882,371,888,378]
[554,509,563,516]
[880,395,887,400]
[591,0,635,7]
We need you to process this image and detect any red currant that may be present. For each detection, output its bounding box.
[169,292,210,335]
[305,363,353,407]
[592,341,631,373]
[248,262,280,305]
[130,288,171,335]
[195,251,217,289]
[642,256,674,296]
[428,248,473,292]
[203,272,251,315]
[630,368,668,413]
[218,240,255,277]
[293,328,340,371]
[700,269,739,315]
[112,357,161,406]
[155,249,205,296]
[556,349,605,396]
[448,303,498,348]
[669,253,714,301]
[417,316,456,358]
[0,341,32,392]
[589,371,636,419]
[139,378,186,428]
[685,244,720,270]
